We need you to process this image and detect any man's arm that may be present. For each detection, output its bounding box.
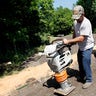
[63,35,85,44]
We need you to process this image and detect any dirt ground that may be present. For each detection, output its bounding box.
[0,62,53,96]
[0,34,96,96]
[0,53,77,96]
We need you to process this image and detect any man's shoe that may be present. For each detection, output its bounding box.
[82,82,92,89]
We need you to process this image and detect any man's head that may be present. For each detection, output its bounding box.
[72,5,84,22]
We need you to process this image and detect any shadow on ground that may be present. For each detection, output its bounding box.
[43,67,80,89]
[92,50,96,58]
[43,76,60,89]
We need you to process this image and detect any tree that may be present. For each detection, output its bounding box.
[38,0,54,43]
[77,0,96,32]
[91,0,96,31]
[0,0,40,62]
[53,7,73,36]
[0,0,74,64]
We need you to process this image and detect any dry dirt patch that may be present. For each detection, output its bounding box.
[0,62,53,96]
[0,54,77,96]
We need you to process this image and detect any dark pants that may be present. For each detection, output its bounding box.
[77,48,93,82]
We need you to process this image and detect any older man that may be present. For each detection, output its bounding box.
[63,5,94,89]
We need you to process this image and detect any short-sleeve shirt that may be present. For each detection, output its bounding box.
[74,17,94,51]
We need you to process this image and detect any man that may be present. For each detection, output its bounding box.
[63,5,94,89]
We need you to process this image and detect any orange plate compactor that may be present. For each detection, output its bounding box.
[44,41,75,95]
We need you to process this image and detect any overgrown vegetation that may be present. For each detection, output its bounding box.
[0,0,96,75]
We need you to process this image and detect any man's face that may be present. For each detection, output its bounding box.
[73,10,84,23]
[73,10,79,15]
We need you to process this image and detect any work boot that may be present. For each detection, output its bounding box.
[82,82,92,89]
